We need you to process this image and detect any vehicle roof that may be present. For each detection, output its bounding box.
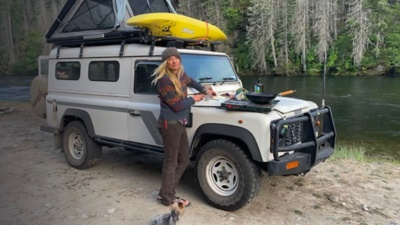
[49,43,227,60]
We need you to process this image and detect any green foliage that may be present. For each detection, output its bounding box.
[360,49,379,69]
[329,33,358,75]
[333,143,400,164]
[327,48,338,69]
[305,50,323,76]
[2,0,400,76]
[11,31,43,75]
[232,41,253,74]
[332,144,367,162]
[0,48,7,74]
[10,1,23,41]
[381,33,400,66]
[224,7,243,32]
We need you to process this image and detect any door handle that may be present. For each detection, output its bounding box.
[129,110,141,116]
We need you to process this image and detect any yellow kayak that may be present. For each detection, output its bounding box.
[127,13,227,41]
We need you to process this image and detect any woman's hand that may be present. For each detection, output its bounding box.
[192,94,206,102]
[203,85,217,97]
[205,89,217,97]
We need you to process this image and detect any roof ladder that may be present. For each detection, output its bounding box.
[56,46,61,59]
[119,40,126,57]
[79,43,84,58]
[149,41,155,56]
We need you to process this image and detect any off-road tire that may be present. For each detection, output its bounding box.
[195,139,261,211]
[63,121,101,169]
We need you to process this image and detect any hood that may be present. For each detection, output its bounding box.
[272,96,310,114]
[188,82,241,107]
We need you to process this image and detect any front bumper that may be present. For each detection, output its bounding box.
[268,106,336,176]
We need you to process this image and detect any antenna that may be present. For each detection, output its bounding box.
[321,50,327,108]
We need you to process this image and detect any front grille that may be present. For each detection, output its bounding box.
[277,122,303,146]
[285,122,303,145]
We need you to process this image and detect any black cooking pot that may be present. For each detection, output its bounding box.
[246,92,277,104]
[246,90,295,104]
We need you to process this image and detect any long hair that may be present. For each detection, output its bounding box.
[151,60,185,98]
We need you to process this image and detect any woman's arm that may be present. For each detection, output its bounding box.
[187,74,216,96]
[157,76,195,112]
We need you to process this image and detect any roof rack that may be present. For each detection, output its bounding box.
[48,30,144,47]
[50,28,222,57]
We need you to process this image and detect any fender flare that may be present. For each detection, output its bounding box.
[63,109,96,137]
[192,123,263,162]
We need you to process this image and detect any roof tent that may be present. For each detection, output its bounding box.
[46,0,178,46]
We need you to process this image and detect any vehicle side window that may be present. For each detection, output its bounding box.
[89,61,119,82]
[134,62,159,94]
[55,62,80,80]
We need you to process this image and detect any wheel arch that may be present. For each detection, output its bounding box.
[190,124,262,162]
[62,109,95,137]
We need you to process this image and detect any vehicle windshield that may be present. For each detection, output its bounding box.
[181,54,238,83]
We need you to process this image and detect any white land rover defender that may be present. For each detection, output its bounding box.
[32,40,336,211]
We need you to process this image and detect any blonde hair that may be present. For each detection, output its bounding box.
[151,60,185,98]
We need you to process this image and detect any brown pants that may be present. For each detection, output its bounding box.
[158,123,190,205]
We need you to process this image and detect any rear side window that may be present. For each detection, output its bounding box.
[89,61,119,82]
[55,62,80,80]
[134,62,159,94]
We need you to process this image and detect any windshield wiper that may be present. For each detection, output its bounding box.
[198,77,213,82]
[220,77,236,84]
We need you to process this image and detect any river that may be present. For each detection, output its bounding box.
[242,76,400,160]
[1,75,399,159]
[0,75,33,102]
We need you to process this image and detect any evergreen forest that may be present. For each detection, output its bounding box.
[1,0,400,76]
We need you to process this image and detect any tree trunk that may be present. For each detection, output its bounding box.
[22,0,30,40]
[303,0,309,74]
[292,0,309,74]
[347,0,370,66]
[270,0,278,68]
[270,35,277,68]
[331,0,338,40]
[313,0,332,63]
[5,0,15,64]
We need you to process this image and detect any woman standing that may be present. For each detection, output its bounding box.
[152,47,215,206]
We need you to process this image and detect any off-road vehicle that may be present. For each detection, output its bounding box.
[31,39,336,211]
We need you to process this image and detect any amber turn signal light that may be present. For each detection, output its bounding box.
[286,160,299,170]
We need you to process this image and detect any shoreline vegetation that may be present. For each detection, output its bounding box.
[2,1,400,78]
[333,144,400,165]
[1,69,399,77]
[1,101,398,166]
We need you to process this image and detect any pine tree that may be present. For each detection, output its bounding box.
[347,0,370,67]
[292,0,310,73]
[247,0,278,73]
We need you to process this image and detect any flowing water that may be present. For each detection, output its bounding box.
[242,76,400,160]
[0,75,34,102]
[1,75,399,159]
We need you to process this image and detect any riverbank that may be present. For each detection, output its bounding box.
[2,75,400,159]
[0,102,399,225]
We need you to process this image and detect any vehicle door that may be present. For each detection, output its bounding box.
[128,59,163,146]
